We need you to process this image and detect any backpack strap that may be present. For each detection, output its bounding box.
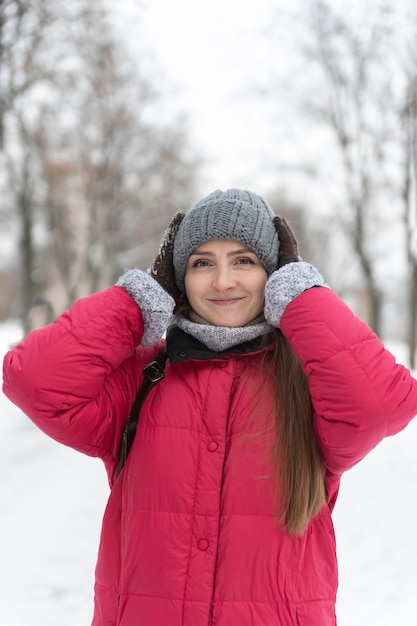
[115,346,167,479]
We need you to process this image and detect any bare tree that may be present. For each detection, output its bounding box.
[36,4,200,305]
[0,0,200,324]
[0,0,66,149]
[296,0,399,336]
[6,115,37,334]
[402,74,417,367]
[0,0,87,323]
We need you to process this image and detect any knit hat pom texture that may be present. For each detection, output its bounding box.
[173,189,279,292]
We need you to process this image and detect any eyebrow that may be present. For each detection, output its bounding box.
[189,246,254,257]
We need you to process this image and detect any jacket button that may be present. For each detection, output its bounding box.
[198,539,209,551]
[207,440,218,452]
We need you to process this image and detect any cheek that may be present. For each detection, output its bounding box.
[184,274,199,303]
[254,274,267,299]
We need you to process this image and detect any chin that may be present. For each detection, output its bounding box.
[213,318,246,327]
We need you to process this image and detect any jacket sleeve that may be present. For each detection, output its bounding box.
[2,286,161,475]
[280,287,417,475]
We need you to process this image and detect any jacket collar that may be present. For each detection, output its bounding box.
[166,325,274,364]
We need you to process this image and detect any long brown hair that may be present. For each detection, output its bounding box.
[266,328,326,535]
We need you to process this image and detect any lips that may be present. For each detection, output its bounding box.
[209,298,244,305]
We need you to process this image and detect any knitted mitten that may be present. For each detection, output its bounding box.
[264,216,328,328]
[116,270,175,346]
[264,262,328,328]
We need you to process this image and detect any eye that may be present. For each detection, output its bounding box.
[236,257,255,265]
[192,259,211,267]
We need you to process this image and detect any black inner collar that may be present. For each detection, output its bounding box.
[166,325,274,364]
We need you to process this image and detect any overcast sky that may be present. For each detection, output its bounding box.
[111,0,312,194]
[110,0,414,200]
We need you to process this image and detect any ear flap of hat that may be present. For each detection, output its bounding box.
[148,211,185,303]
[274,216,301,267]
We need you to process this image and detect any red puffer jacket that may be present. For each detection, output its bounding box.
[3,286,417,626]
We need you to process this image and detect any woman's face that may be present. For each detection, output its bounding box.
[184,239,268,327]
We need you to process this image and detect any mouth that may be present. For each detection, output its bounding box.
[209,297,244,306]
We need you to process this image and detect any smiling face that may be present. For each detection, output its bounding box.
[184,239,268,327]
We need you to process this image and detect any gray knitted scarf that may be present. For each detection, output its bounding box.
[174,311,270,352]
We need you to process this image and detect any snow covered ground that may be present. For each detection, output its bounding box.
[1,320,417,626]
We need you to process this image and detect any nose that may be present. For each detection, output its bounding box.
[212,265,236,291]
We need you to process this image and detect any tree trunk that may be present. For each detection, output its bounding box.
[410,262,417,369]
[18,153,36,336]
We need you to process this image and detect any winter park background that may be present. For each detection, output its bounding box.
[2,0,417,624]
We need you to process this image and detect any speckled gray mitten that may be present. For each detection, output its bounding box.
[116,269,175,346]
[264,261,328,328]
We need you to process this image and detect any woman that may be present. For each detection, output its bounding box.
[3,188,417,626]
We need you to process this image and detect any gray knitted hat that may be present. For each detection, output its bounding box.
[173,188,279,293]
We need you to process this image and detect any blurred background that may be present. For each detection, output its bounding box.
[2,3,417,625]
[1,0,417,363]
